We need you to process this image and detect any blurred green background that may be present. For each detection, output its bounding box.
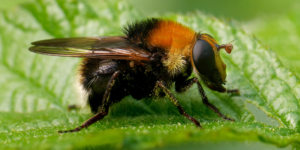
[1,0,299,21]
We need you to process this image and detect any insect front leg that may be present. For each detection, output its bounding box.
[156,81,202,128]
[58,71,121,133]
[175,77,234,121]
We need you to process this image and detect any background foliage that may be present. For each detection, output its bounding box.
[1,0,300,149]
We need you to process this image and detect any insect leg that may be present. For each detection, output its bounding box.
[176,77,234,121]
[58,71,120,133]
[156,81,202,128]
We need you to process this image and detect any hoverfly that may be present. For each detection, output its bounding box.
[29,18,238,133]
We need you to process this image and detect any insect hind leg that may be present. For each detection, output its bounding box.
[86,60,121,113]
[58,71,121,133]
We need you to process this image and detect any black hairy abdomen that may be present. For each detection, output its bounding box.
[79,58,164,113]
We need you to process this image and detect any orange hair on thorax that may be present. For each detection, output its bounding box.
[148,20,196,57]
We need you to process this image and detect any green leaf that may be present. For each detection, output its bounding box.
[245,7,300,79]
[1,0,300,149]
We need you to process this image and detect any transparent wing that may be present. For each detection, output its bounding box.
[29,36,151,61]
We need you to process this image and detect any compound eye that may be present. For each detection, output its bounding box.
[192,40,215,76]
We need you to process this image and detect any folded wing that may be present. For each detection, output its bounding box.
[29,36,151,61]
